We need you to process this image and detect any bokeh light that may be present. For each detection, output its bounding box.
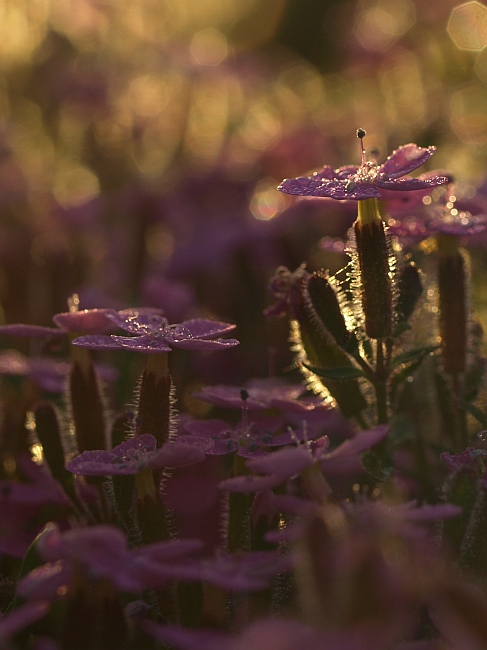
[448,1,487,50]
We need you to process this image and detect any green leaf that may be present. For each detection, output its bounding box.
[391,345,440,369]
[361,449,395,482]
[392,321,412,339]
[302,364,365,380]
[4,523,54,615]
[389,414,416,447]
[462,401,487,429]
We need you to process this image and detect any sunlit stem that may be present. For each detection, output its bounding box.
[145,351,169,380]
[135,467,157,500]
[69,332,92,380]
[138,352,171,446]
[300,462,332,505]
[357,197,382,226]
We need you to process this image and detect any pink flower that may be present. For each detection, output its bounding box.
[65,434,206,476]
[72,311,239,353]
[278,142,448,201]
[219,425,389,493]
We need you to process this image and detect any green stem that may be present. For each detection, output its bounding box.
[375,339,388,425]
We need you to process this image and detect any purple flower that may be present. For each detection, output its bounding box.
[65,434,206,476]
[17,524,204,599]
[278,142,448,201]
[387,188,487,245]
[192,377,324,413]
[72,311,239,354]
[0,308,118,340]
[440,447,487,473]
[180,415,314,459]
[219,425,389,493]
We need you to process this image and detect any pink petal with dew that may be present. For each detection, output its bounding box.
[111,335,172,353]
[380,144,436,179]
[111,433,157,455]
[52,309,118,333]
[376,176,449,192]
[323,424,389,460]
[169,337,240,351]
[177,435,214,453]
[72,334,123,350]
[180,318,236,339]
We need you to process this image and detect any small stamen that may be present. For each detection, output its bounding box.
[356,128,367,166]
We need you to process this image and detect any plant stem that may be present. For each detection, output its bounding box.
[375,339,388,424]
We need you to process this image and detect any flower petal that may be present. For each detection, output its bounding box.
[380,144,436,179]
[179,318,236,339]
[375,176,449,192]
[111,335,172,353]
[53,309,118,334]
[322,424,389,460]
[72,334,123,351]
[246,445,315,476]
[169,337,239,351]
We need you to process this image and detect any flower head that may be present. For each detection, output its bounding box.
[65,434,206,476]
[278,130,448,201]
[72,311,239,353]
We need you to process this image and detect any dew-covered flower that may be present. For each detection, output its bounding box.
[180,415,314,459]
[219,425,389,493]
[191,377,329,415]
[278,136,448,201]
[65,434,206,476]
[387,187,487,246]
[72,311,239,354]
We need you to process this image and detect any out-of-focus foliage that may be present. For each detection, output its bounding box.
[1,0,487,380]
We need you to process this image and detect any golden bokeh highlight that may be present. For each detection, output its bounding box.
[448,1,487,51]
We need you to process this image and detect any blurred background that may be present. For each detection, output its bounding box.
[0,0,487,404]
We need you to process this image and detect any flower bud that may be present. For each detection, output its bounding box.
[437,235,467,374]
[395,262,422,327]
[354,199,393,339]
[306,272,358,355]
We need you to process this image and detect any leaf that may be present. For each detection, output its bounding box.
[302,364,365,380]
[391,344,439,369]
[462,401,487,429]
[391,321,412,339]
[361,448,395,482]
